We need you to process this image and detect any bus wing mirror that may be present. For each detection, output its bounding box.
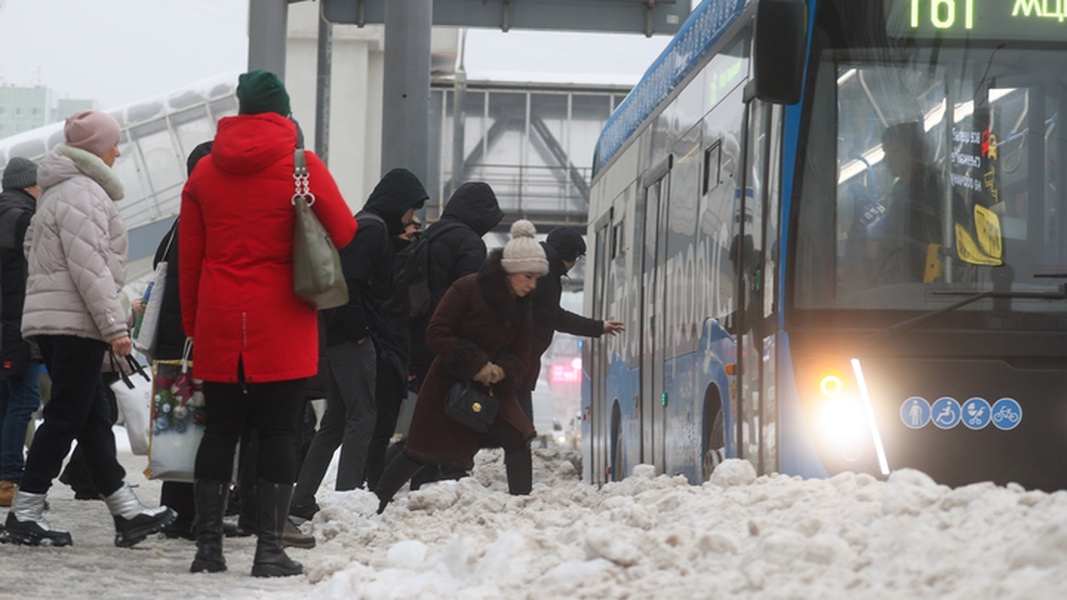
[753,0,808,105]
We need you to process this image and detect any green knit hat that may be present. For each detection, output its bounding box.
[237,69,291,116]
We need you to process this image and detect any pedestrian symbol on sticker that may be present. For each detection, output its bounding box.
[962,397,991,430]
[991,397,1022,431]
[900,396,931,429]
[931,397,961,430]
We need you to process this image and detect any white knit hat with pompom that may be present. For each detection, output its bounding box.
[501,219,548,276]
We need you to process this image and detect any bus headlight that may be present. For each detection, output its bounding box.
[814,371,865,460]
[816,394,865,460]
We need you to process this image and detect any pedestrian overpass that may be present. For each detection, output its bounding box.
[0,72,629,290]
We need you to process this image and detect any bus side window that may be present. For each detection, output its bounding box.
[704,142,722,195]
[612,220,625,260]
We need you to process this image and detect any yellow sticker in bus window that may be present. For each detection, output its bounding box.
[955,204,1002,266]
[974,204,1002,260]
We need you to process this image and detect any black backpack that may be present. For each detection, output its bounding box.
[382,221,462,326]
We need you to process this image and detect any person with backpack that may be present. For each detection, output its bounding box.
[408,182,503,389]
[289,168,427,521]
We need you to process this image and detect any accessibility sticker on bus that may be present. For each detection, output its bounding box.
[900,396,1021,431]
[931,397,962,430]
[991,398,1022,431]
[900,396,931,429]
[962,397,992,430]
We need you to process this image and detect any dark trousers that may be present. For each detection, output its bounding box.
[21,335,124,496]
[195,378,307,485]
[59,371,120,495]
[365,357,407,490]
[161,481,195,524]
[293,339,376,504]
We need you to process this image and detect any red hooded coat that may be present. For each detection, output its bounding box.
[179,113,356,383]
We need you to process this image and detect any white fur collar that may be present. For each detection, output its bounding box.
[55,144,125,201]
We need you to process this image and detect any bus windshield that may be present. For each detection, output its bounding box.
[794,34,1067,326]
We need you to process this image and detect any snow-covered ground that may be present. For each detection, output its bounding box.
[3,428,1067,599]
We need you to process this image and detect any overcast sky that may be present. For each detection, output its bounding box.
[0,0,671,110]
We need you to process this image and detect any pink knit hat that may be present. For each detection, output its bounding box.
[64,110,121,157]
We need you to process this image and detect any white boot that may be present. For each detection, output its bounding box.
[104,482,175,547]
[0,490,72,546]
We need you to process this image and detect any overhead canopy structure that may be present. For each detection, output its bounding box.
[322,0,690,36]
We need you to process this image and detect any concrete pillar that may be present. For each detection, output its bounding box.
[381,0,432,184]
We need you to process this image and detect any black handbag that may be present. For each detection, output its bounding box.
[444,381,499,433]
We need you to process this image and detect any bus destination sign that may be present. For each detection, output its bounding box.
[886,0,1067,41]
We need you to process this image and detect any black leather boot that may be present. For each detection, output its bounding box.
[236,479,256,536]
[251,481,302,578]
[374,451,424,514]
[505,448,533,496]
[190,480,229,573]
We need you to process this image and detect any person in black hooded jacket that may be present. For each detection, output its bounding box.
[409,182,504,389]
[519,227,625,422]
[289,168,427,520]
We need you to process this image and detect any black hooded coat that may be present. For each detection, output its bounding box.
[324,168,429,359]
[409,182,503,382]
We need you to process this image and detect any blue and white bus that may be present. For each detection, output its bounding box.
[582,0,1067,491]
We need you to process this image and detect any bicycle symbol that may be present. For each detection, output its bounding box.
[991,398,1022,431]
[993,405,1019,424]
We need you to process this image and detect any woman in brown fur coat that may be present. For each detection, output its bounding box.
[375,220,548,512]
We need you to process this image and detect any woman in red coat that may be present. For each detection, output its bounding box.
[179,70,356,578]
[374,219,548,513]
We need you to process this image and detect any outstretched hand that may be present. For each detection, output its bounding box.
[603,320,625,335]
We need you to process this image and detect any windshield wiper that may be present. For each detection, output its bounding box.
[864,284,1067,347]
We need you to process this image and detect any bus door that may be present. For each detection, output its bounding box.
[735,99,775,473]
[585,210,613,484]
[641,160,670,473]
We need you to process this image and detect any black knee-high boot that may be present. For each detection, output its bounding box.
[251,481,302,578]
[505,447,533,496]
[190,480,229,573]
[374,452,424,514]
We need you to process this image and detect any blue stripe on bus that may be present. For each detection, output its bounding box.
[592,0,747,175]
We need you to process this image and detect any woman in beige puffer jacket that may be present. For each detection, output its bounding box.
[1,110,174,549]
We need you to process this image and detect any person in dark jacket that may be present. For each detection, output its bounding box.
[155,141,211,540]
[0,157,41,508]
[518,227,624,421]
[408,182,504,388]
[290,168,427,519]
[363,213,422,491]
[374,220,548,514]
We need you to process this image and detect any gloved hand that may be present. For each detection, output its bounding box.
[473,362,496,385]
